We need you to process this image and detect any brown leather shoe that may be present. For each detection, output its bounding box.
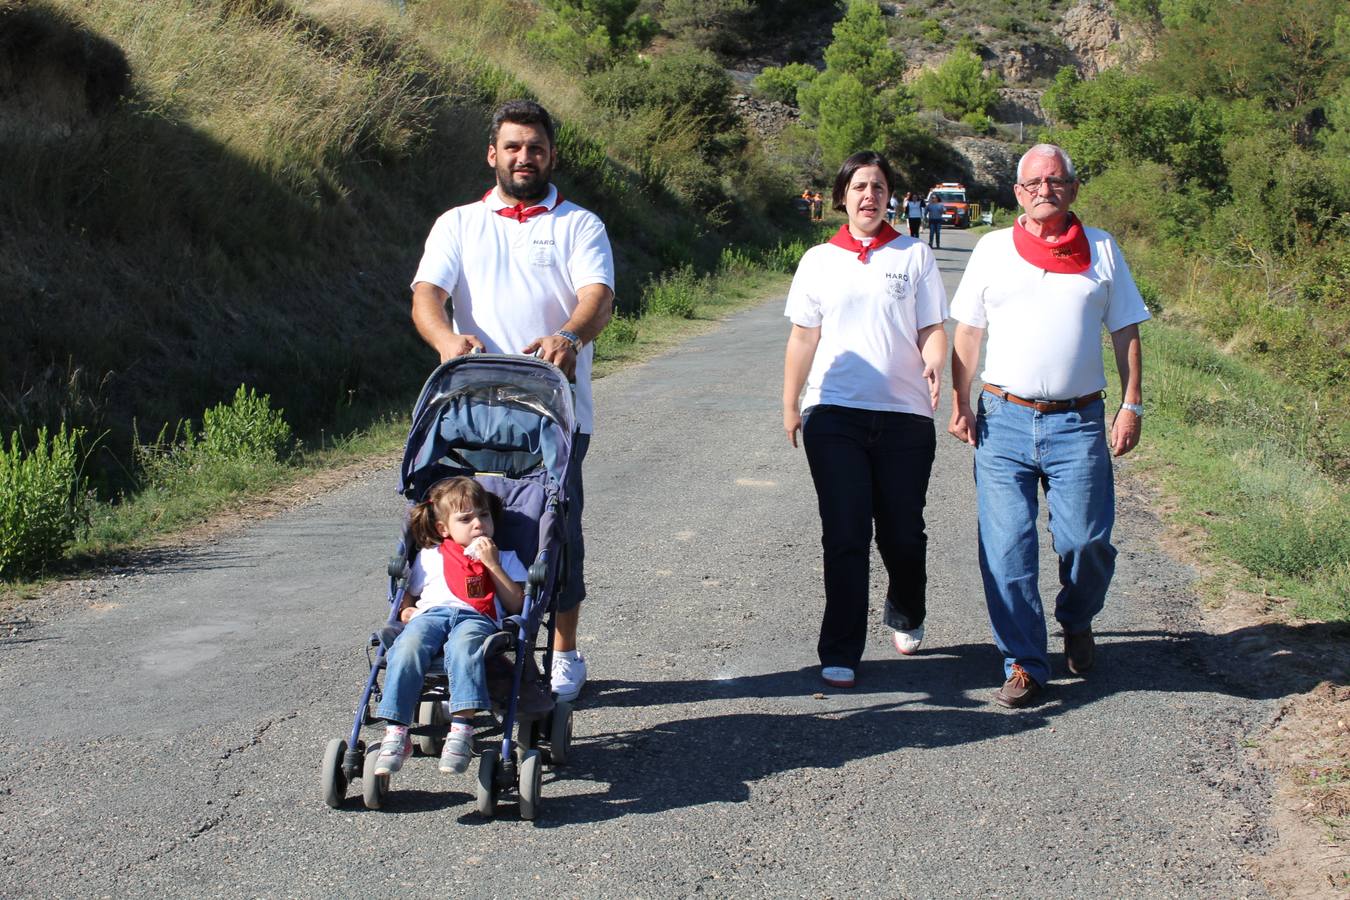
[1064,628,1095,675]
[994,664,1042,708]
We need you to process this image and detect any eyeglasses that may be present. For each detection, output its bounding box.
[1016,177,1076,193]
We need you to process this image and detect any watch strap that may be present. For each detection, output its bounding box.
[556,329,582,353]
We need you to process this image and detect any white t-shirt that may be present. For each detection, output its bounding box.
[906,199,923,217]
[785,235,949,417]
[411,184,615,433]
[407,546,527,624]
[949,223,1151,399]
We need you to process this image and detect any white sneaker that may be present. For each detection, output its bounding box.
[821,666,855,688]
[551,651,587,702]
[893,626,925,656]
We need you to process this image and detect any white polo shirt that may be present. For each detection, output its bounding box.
[785,235,949,417]
[412,185,615,433]
[950,224,1151,400]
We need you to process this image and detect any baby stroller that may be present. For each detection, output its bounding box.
[321,354,578,820]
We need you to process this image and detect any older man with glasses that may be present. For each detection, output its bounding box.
[947,143,1150,708]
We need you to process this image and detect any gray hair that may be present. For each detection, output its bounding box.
[1016,144,1076,181]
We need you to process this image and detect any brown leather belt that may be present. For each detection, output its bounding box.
[983,385,1104,413]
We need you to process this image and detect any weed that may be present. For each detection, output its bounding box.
[0,426,87,580]
[643,264,703,319]
[201,385,293,463]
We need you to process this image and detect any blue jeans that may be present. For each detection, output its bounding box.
[803,405,936,669]
[928,219,942,248]
[974,392,1116,686]
[375,606,497,723]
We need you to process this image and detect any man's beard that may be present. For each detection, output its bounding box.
[496,162,551,204]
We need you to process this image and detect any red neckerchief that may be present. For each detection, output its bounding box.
[482,188,564,223]
[1012,213,1091,274]
[438,539,496,619]
[828,222,901,262]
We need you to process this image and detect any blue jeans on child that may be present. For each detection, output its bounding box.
[375,605,498,723]
[974,392,1117,686]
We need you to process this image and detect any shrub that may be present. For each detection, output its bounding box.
[750,63,818,106]
[201,385,293,463]
[643,264,703,319]
[913,46,1001,121]
[0,425,86,580]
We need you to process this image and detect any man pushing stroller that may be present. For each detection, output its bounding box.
[410,99,615,704]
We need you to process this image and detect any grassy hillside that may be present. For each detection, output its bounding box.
[1,0,800,491]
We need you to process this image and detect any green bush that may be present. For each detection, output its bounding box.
[0,425,86,580]
[913,45,1001,121]
[643,264,703,319]
[201,385,293,463]
[750,62,818,106]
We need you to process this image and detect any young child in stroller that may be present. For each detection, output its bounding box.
[372,476,527,777]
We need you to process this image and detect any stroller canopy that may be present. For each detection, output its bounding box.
[400,355,576,501]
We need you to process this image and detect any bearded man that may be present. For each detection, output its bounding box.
[411,99,615,703]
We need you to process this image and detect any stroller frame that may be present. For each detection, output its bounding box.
[321,355,578,820]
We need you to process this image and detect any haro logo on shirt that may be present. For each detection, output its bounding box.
[884,271,911,302]
[533,239,556,245]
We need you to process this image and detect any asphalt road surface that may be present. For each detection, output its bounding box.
[1,229,1277,897]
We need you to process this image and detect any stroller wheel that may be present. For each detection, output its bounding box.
[361,744,390,810]
[476,749,500,818]
[415,700,447,756]
[321,738,348,809]
[548,700,574,766]
[518,749,543,821]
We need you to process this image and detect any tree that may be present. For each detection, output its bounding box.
[815,73,878,169]
[912,45,1002,121]
[660,0,754,52]
[821,0,903,88]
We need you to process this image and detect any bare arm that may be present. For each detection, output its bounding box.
[948,322,984,445]
[1109,323,1143,457]
[411,281,485,362]
[782,324,821,448]
[398,592,419,623]
[917,323,948,411]
[522,282,615,379]
[471,539,524,615]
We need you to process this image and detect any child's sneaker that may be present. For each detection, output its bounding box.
[440,719,474,774]
[373,725,412,776]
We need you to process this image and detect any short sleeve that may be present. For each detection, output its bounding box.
[912,244,949,329]
[784,247,823,327]
[566,212,615,291]
[949,237,991,328]
[1101,236,1152,332]
[411,212,463,294]
[407,549,431,595]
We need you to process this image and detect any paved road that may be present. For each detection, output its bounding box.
[1,229,1276,897]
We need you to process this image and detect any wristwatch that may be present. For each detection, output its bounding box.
[556,329,583,353]
[1120,402,1144,417]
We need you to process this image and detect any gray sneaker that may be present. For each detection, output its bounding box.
[439,726,474,774]
[373,727,412,776]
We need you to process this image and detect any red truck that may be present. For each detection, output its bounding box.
[927,182,972,228]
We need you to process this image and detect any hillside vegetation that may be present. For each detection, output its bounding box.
[0,0,802,492]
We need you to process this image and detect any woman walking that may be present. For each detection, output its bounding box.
[782,151,949,689]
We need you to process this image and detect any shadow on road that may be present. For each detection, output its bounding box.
[527,623,1346,826]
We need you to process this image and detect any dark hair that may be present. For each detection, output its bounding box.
[831,151,896,211]
[409,477,504,549]
[490,99,556,149]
